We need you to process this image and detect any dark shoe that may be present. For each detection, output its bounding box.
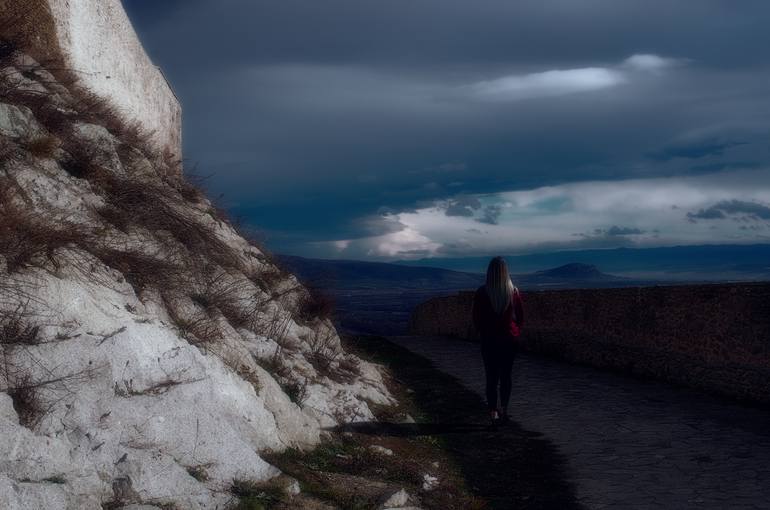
[487,411,500,430]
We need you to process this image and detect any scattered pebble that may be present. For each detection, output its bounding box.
[422,473,439,491]
[285,478,301,496]
[379,487,410,508]
[369,445,394,456]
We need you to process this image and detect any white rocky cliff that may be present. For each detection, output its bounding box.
[0,0,182,163]
[0,3,393,509]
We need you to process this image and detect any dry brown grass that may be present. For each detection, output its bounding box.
[296,287,335,324]
[5,373,43,428]
[0,3,68,80]
[23,134,59,158]
[0,69,76,140]
[58,134,102,179]
[188,270,257,330]
[0,137,20,162]
[164,300,223,349]
[68,90,156,154]
[91,173,242,269]
[171,174,205,204]
[92,248,183,295]
[264,430,487,510]
[0,300,44,428]
[251,267,285,295]
[257,308,295,349]
[0,303,40,346]
[2,360,100,430]
[0,40,16,69]
[0,298,101,429]
[0,184,90,273]
[305,327,361,384]
[114,375,204,398]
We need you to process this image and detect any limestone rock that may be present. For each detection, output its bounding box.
[272,474,302,497]
[0,48,394,509]
[0,103,43,138]
[421,473,439,491]
[379,487,410,508]
[72,122,124,172]
[369,444,394,456]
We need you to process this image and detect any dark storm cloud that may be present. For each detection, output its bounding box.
[125,0,770,70]
[687,200,770,222]
[350,214,408,236]
[122,0,770,256]
[606,226,645,236]
[689,161,759,173]
[445,196,482,217]
[577,225,646,240]
[687,208,726,221]
[477,205,503,225]
[647,138,747,161]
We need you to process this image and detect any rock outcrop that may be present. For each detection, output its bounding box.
[0,0,182,163]
[0,40,392,509]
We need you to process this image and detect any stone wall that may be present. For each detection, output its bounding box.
[0,0,182,162]
[409,283,770,402]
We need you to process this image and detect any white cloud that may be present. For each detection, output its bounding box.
[366,226,442,258]
[315,168,770,259]
[470,67,625,101]
[468,53,683,102]
[333,239,351,251]
[622,54,684,72]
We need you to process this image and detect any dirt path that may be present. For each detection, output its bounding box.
[386,335,770,510]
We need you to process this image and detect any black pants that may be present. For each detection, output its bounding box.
[481,338,518,413]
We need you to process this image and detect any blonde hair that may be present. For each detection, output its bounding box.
[485,256,515,314]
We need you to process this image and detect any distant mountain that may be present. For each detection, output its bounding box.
[275,255,660,336]
[278,255,655,292]
[393,244,770,281]
[533,263,622,280]
[275,254,485,336]
[276,254,484,290]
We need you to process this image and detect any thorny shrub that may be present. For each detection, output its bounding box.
[0,181,90,272]
[0,303,40,346]
[296,286,335,324]
[164,303,223,349]
[23,134,59,158]
[5,374,43,429]
[190,270,256,330]
[91,248,183,295]
[0,299,98,429]
[89,171,243,269]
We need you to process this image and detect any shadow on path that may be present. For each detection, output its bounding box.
[330,420,491,436]
[345,334,583,510]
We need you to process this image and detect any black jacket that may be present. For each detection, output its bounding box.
[472,285,524,341]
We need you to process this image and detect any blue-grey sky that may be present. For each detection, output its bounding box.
[123,0,770,260]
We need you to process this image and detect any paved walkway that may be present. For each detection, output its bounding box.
[386,335,770,510]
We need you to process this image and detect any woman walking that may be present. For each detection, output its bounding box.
[472,256,524,426]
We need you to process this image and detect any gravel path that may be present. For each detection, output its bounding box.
[386,335,770,510]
